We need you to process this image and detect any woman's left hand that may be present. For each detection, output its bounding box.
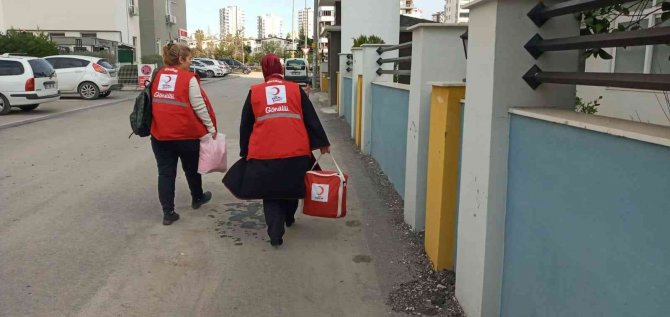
[319,146,330,154]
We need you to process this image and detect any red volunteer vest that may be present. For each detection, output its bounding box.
[248,78,310,160]
[150,67,218,140]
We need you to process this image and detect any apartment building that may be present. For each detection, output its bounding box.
[0,0,142,63]
[220,6,245,38]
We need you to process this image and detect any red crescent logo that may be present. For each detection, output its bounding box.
[316,185,325,195]
[272,87,280,95]
[163,76,173,84]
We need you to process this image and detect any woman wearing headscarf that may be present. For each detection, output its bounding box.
[228,54,330,247]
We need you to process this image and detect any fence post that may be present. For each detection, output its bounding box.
[455,1,579,316]
[425,83,465,272]
[351,48,364,139]
[403,24,467,231]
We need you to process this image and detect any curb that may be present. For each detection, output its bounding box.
[0,97,135,131]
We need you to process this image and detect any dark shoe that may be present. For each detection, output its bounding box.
[285,218,295,227]
[163,211,180,225]
[270,239,283,247]
[192,191,212,210]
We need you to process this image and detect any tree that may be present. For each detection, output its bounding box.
[0,30,58,57]
[580,1,670,59]
[261,40,283,55]
[191,29,206,57]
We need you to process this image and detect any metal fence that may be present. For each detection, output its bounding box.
[376,42,412,81]
[522,0,670,91]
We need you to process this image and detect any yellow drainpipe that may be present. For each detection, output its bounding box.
[424,83,466,271]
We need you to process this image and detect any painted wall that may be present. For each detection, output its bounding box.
[403,24,467,231]
[0,0,5,33]
[371,83,410,198]
[342,76,352,124]
[455,1,579,316]
[1,0,140,48]
[140,0,187,57]
[578,47,670,128]
[503,114,670,317]
[341,0,399,54]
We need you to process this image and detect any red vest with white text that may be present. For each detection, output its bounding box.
[150,67,217,140]
[248,78,310,159]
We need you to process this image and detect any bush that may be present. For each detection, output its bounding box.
[141,54,164,67]
[575,96,602,114]
[352,35,386,48]
[0,30,58,57]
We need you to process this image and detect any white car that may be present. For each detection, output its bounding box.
[44,55,119,100]
[193,58,227,77]
[0,54,60,115]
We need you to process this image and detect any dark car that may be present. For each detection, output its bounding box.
[190,61,211,78]
[220,58,251,74]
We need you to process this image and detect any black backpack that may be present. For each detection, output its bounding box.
[129,74,156,138]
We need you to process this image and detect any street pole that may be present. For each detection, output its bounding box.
[291,0,296,58]
[312,0,318,89]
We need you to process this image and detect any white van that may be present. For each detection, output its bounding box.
[0,54,60,115]
[284,58,311,85]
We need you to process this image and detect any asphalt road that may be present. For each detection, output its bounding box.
[0,74,396,316]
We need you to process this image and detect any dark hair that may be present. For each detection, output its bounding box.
[162,42,191,66]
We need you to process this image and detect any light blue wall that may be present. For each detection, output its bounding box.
[370,83,410,198]
[503,114,670,317]
[342,77,352,124]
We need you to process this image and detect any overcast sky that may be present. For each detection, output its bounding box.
[186,0,445,37]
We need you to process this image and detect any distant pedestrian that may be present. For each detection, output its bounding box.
[150,43,217,225]
[226,53,330,246]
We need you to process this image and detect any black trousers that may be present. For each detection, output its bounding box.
[263,199,299,241]
[151,137,203,213]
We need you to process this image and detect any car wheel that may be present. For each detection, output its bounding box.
[0,95,11,115]
[207,70,215,78]
[244,69,251,74]
[100,91,111,98]
[78,82,100,100]
[19,104,39,112]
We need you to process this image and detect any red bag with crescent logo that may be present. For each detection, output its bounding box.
[303,154,348,218]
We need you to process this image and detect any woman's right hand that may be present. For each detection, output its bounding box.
[211,132,217,140]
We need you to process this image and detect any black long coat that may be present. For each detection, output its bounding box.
[223,87,330,200]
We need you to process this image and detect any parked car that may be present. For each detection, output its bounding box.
[193,58,227,77]
[43,55,119,100]
[189,64,209,78]
[284,58,311,85]
[0,54,60,115]
[220,58,251,74]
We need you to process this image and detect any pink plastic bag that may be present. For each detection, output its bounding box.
[198,133,227,174]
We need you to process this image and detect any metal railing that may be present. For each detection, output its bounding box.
[376,41,412,77]
[523,0,670,91]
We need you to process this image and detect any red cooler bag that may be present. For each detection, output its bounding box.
[303,154,348,218]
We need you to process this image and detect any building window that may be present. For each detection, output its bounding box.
[81,33,97,38]
[133,36,138,47]
[49,32,65,37]
[613,14,669,74]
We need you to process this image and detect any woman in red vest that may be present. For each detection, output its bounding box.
[237,54,330,246]
[150,43,218,225]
